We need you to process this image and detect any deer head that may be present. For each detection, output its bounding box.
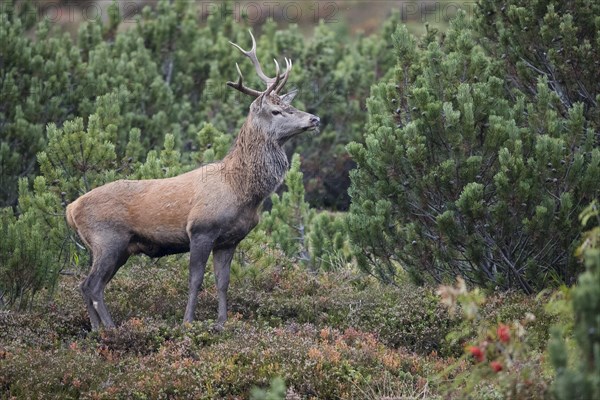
[227,31,320,145]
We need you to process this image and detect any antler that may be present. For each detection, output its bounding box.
[227,31,293,98]
[264,59,281,98]
[227,63,263,97]
[276,57,292,93]
[229,30,275,86]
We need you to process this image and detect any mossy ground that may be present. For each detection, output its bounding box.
[0,259,555,399]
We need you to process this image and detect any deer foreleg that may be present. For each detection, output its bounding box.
[212,245,237,329]
[183,234,214,324]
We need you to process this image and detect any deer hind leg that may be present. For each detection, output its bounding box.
[81,258,102,330]
[81,238,130,330]
[212,244,237,329]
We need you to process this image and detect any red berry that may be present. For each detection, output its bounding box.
[491,361,503,372]
[468,345,485,362]
[497,324,511,343]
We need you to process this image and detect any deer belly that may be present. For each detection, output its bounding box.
[128,231,190,257]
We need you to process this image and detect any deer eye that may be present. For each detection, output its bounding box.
[271,110,281,116]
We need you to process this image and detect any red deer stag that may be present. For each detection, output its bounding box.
[66,31,320,331]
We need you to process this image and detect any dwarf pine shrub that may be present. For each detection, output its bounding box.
[550,201,600,400]
[347,7,599,291]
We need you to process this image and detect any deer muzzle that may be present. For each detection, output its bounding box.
[306,115,320,133]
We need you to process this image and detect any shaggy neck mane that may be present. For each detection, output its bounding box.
[222,118,288,204]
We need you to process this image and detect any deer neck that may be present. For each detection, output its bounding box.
[222,121,289,204]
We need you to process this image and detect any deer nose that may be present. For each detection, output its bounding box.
[310,116,320,126]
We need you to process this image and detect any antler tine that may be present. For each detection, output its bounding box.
[226,62,263,98]
[228,31,293,98]
[263,59,281,98]
[275,57,293,94]
[229,30,275,86]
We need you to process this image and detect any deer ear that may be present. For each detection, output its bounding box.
[280,89,298,105]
